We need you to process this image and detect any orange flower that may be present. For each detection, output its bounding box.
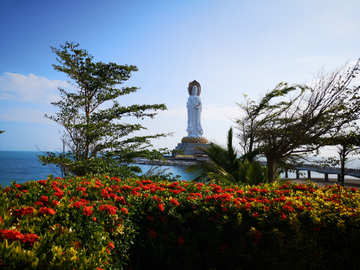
[108,242,115,249]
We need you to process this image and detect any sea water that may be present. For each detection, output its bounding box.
[0,151,197,187]
[1,151,359,188]
[0,151,62,187]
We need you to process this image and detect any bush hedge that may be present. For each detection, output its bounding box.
[1,175,360,269]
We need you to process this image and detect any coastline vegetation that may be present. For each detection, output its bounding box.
[1,175,360,269]
[38,42,170,178]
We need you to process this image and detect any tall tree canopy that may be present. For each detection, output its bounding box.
[39,42,169,177]
[236,60,360,182]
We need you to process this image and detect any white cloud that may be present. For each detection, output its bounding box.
[0,72,70,103]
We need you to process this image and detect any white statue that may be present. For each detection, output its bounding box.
[186,80,204,137]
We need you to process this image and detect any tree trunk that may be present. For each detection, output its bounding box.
[340,150,346,187]
[266,157,276,183]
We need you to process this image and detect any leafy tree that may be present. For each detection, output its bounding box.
[235,94,262,157]
[186,127,266,185]
[235,60,360,182]
[39,42,169,177]
[320,129,360,186]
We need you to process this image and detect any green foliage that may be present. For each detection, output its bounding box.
[38,41,169,178]
[186,128,265,185]
[319,128,360,186]
[2,176,360,269]
[236,61,360,182]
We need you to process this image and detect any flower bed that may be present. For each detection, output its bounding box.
[1,175,360,269]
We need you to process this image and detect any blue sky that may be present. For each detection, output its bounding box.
[1,0,359,152]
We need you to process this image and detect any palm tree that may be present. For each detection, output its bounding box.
[186,128,266,185]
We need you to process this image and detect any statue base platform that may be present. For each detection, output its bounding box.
[174,137,210,156]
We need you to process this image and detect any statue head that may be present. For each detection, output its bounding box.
[191,85,198,96]
[188,80,201,96]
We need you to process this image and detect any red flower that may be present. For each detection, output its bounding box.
[108,242,115,249]
[131,191,141,196]
[141,180,152,184]
[33,202,44,207]
[13,207,35,218]
[279,211,287,220]
[39,196,49,204]
[187,193,203,200]
[297,205,305,211]
[282,205,295,212]
[99,204,118,215]
[38,207,56,216]
[22,233,39,246]
[51,200,59,207]
[101,189,109,198]
[152,196,162,202]
[0,229,39,246]
[0,229,23,241]
[83,206,94,216]
[243,203,252,210]
[252,212,260,218]
[158,203,164,212]
[121,185,132,191]
[77,187,86,192]
[116,196,126,204]
[38,180,47,185]
[148,228,157,238]
[73,241,82,249]
[111,177,121,182]
[170,198,180,206]
[53,192,64,199]
[178,236,185,246]
[120,208,128,214]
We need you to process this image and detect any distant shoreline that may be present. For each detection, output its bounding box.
[134,157,197,166]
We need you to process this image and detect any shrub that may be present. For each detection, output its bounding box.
[1,175,360,269]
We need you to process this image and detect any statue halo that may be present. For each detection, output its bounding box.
[188,80,201,96]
